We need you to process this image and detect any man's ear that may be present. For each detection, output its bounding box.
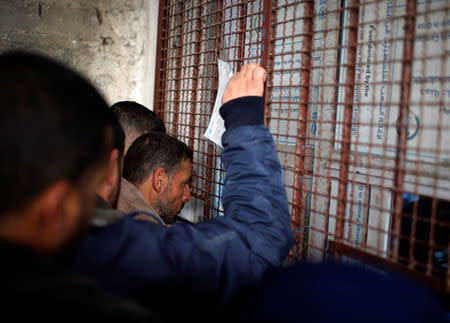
[38,180,72,224]
[152,167,168,193]
[105,149,120,186]
[32,180,78,252]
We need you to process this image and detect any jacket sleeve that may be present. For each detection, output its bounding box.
[73,96,293,305]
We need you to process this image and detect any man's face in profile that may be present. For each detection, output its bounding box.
[155,158,192,224]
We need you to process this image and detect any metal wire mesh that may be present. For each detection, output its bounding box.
[155,0,449,293]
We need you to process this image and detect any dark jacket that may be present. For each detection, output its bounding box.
[0,239,157,322]
[230,262,448,323]
[72,96,293,316]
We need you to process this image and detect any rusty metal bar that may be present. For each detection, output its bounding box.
[210,0,225,218]
[170,1,185,136]
[187,6,203,150]
[202,0,223,220]
[328,240,447,293]
[391,0,417,262]
[260,0,272,69]
[426,5,449,280]
[237,1,248,70]
[426,198,438,276]
[335,0,359,241]
[153,0,167,118]
[261,0,274,124]
[290,0,314,259]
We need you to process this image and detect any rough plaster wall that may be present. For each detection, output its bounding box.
[0,0,158,108]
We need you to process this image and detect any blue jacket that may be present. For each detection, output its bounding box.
[72,96,293,310]
[231,262,448,323]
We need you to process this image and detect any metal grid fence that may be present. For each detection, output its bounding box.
[154,0,449,293]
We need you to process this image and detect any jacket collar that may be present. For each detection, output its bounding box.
[117,178,164,225]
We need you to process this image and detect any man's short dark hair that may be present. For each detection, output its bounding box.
[110,101,166,136]
[0,51,112,214]
[123,132,193,187]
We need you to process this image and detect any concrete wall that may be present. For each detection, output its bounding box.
[0,0,159,108]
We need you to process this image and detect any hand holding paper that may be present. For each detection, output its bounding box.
[222,63,266,104]
[204,61,267,148]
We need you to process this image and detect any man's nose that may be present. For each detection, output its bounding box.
[183,185,191,203]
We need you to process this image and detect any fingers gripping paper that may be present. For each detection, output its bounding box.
[204,59,234,148]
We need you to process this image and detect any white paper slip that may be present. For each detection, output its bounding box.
[204,59,234,148]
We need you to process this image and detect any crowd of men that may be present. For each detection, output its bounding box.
[0,51,446,322]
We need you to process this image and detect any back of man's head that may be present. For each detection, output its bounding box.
[123,132,192,187]
[110,101,166,152]
[0,51,112,220]
[95,111,125,208]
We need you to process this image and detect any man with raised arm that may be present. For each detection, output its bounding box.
[72,63,293,320]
